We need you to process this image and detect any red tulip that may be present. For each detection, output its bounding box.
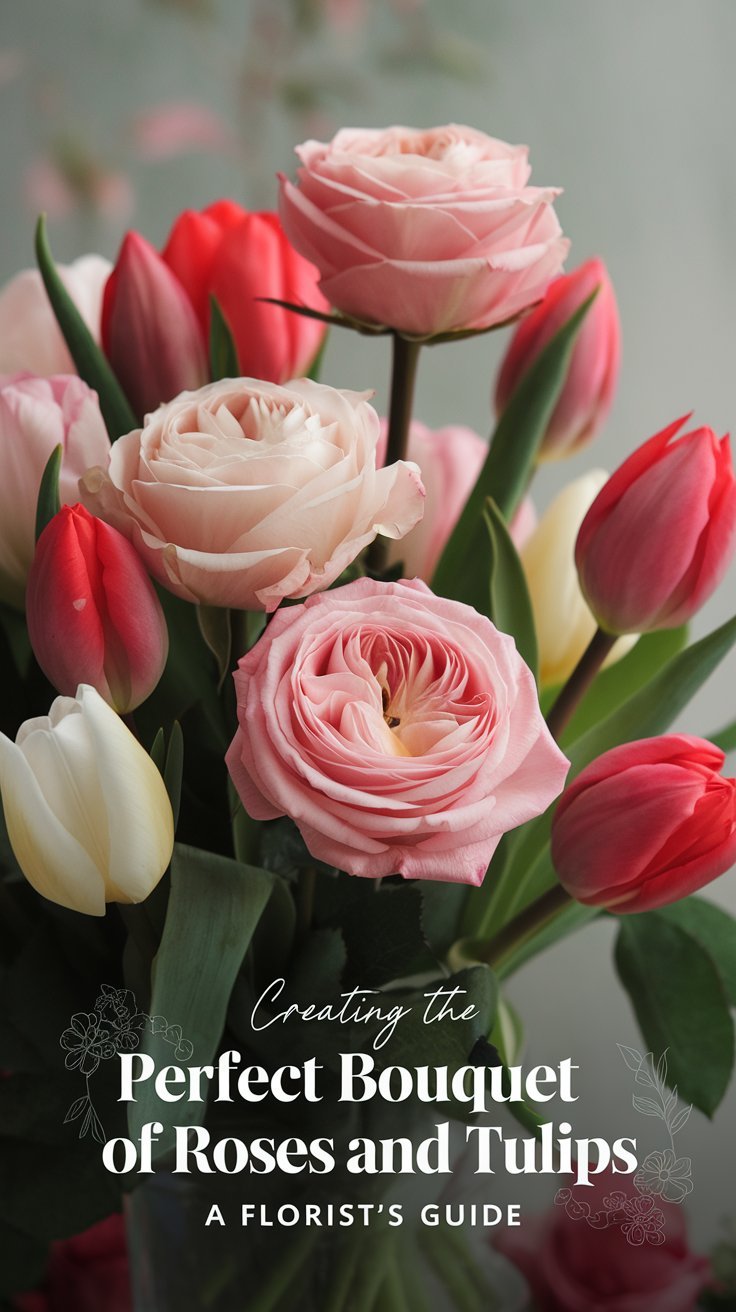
[161,201,328,382]
[26,505,168,713]
[551,735,736,913]
[102,231,207,419]
[575,416,736,633]
[14,1214,131,1312]
[495,257,621,460]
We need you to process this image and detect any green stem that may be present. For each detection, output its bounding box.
[384,1242,411,1312]
[545,627,616,741]
[420,1230,481,1312]
[368,333,422,573]
[323,1232,364,1312]
[473,883,573,971]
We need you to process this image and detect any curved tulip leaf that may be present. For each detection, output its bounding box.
[615,913,734,1116]
[34,216,137,441]
[163,721,184,829]
[659,898,736,1007]
[484,498,538,680]
[127,843,273,1155]
[711,719,736,754]
[432,290,597,599]
[470,612,736,937]
[34,444,62,542]
[208,296,238,381]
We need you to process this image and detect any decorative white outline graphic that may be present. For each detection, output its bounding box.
[554,1045,693,1246]
[60,984,194,1144]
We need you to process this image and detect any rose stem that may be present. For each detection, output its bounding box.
[368,332,422,573]
[545,626,617,741]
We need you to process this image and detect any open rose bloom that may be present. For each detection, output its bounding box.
[80,377,424,610]
[227,578,569,882]
[279,124,569,336]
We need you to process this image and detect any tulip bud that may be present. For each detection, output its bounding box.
[102,231,208,419]
[26,504,168,712]
[576,417,736,634]
[161,202,328,382]
[551,735,736,913]
[495,257,621,460]
[520,472,637,687]
[0,685,175,915]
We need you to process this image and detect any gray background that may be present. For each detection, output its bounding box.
[1,0,734,1249]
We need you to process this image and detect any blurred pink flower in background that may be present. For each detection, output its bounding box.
[131,102,234,161]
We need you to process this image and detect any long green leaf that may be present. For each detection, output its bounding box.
[34,445,62,542]
[473,613,736,935]
[209,296,238,380]
[615,913,734,1116]
[710,719,736,754]
[432,290,597,598]
[484,498,538,679]
[658,898,736,1006]
[34,216,137,440]
[557,626,689,744]
[127,844,273,1154]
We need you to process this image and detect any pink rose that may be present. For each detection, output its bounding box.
[14,1214,131,1312]
[226,578,568,882]
[496,1176,710,1312]
[0,374,111,609]
[377,419,536,580]
[0,256,111,377]
[279,124,569,337]
[80,378,424,611]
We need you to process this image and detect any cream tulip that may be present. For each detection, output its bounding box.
[521,471,637,688]
[0,685,174,915]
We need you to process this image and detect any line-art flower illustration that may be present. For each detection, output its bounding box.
[635,1148,694,1203]
[60,984,194,1145]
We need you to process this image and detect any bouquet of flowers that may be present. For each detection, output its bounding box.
[1,123,734,1312]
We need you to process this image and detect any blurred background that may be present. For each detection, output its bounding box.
[1,0,734,1249]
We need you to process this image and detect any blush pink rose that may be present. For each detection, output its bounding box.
[80,377,424,611]
[226,577,569,882]
[0,256,111,377]
[279,124,569,337]
[496,1176,710,1312]
[377,418,536,580]
[0,374,111,609]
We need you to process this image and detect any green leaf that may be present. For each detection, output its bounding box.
[432,290,597,598]
[127,844,273,1154]
[35,215,137,439]
[485,498,538,678]
[480,612,736,934]
[710,719,736,754]
[306,331,329,382]
[196,604,232,691]
[615,913,734,1116]
[149,727,166,774]
[209,296,238,380]
[658,898,736,1007]
[34,444,62,542]
[557,626,689,744]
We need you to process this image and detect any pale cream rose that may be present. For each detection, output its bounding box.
[81,376,425,612]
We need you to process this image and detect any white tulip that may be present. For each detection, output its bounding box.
[0,685,174,915]
[521,471,638,688]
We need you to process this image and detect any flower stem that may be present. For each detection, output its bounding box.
[545,626,617,741]
[368,333,422,573]
[477,882,573,972]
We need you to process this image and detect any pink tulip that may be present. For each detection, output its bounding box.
[0,257,111,378]
[551,735,736,913]
[102,232,208,419]
[575,416,736,633]
[495,257,621,460]
[26,505,168,713]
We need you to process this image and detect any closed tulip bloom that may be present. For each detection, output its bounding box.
[102,231,208,418]
[521,472,637,687]
[551,735,736,913]
[162,202,327,382]
[0,374,111,609]
[576,416,736,633]
[0,685,174,915]
[495,257,621,460]
[26,505,168,712]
